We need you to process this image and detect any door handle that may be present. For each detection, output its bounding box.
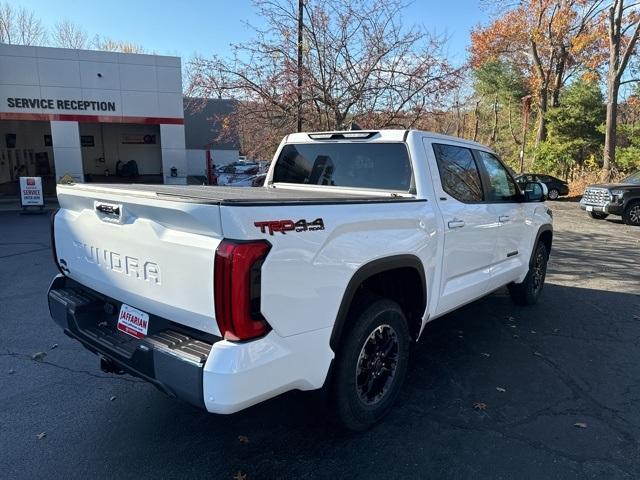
[448,220,465,229]
[499,215,510,223]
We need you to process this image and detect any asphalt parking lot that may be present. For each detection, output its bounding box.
[2,201,640,479]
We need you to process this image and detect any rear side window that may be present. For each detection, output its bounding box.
[432,143,483,202]
[272,143,412,191]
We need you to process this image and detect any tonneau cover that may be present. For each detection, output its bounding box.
[60,183,415,206]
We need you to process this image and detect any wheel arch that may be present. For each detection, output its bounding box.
[624,197,640,211]
[530,224,553,267]
[329,255,427,351]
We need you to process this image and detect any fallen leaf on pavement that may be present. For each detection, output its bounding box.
[8,369,15,375]
[233,471,247,480]
[238,435,249,444]
[31,352,47,361]
[481,352,491,357]
[530,330,536,334]
[513,334,519,339]
[574,422,587,428]
[473,402,487,411]
[36,432,46,440]
[110,396,117,402]
[50,343,58,350]
[496,387,506,393]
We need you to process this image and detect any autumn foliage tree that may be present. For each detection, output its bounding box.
[601,0,640,181]
[470,1,606,146]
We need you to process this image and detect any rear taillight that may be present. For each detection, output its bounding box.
[214,239,271,341]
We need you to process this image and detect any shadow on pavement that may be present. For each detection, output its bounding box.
[74,283,640,479]
[548,230,640,284]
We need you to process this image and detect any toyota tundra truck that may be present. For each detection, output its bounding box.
[48,129,553,430]
[580,170,640,225]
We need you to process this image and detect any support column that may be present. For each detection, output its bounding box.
[159,124,187,185]
[51,121,84,183]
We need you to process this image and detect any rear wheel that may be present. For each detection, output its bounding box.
[589,211,609,220]
[331,298,410,431]
[508,242,548,306]
[623,201,640,226]
[548,188,559,200]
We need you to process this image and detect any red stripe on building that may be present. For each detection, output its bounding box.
[0,112,184,125]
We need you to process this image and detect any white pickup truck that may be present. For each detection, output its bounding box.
[48,129,552,430]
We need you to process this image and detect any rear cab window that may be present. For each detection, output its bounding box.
[272,143,413,192]
[432,143,484,203]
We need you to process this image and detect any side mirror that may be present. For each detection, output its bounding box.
[524,181,547,202]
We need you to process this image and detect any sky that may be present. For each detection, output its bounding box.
[13,0,491,65]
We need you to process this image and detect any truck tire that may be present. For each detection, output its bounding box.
[589,211,609,220]
[623,201,640,226]
[331,298,410,431]
[508,242,548,306]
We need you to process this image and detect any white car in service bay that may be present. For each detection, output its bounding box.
[48,129,552,430]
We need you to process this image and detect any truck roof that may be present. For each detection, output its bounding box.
[285,129,489,150]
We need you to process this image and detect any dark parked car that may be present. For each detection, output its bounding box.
[516,174,569,200]
[579,171,640,226]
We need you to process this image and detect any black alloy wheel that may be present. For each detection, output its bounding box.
[624,201,640,226]
[508,242,549,306]
[331,298,410,431]
[355,324,400,405]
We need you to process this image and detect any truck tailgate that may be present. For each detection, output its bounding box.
[54,185,223,335]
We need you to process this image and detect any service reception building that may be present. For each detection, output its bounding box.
[0,43,189,186]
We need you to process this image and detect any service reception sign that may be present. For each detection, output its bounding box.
[19,177,44,207]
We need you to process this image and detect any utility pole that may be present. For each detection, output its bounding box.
[297,0,304,132]
[519,95,532,174]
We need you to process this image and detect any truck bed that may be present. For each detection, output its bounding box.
[60,183,417,206]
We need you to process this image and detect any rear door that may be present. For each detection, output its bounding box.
[474,150,527,286]
[426,141,500,315]
[54,185,223,335]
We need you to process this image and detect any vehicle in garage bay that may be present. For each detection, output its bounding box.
[48,129,553,430]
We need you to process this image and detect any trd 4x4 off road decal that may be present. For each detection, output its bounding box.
[254,218,325,235]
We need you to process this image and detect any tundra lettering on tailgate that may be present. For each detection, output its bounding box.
[254,218,325,235]
[71,241,161,284]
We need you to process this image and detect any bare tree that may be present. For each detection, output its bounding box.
[91,35,146,54]
[601,0,640,181]
[0,2,46,45]
[188,0,460,156]
[52,19,88,49]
